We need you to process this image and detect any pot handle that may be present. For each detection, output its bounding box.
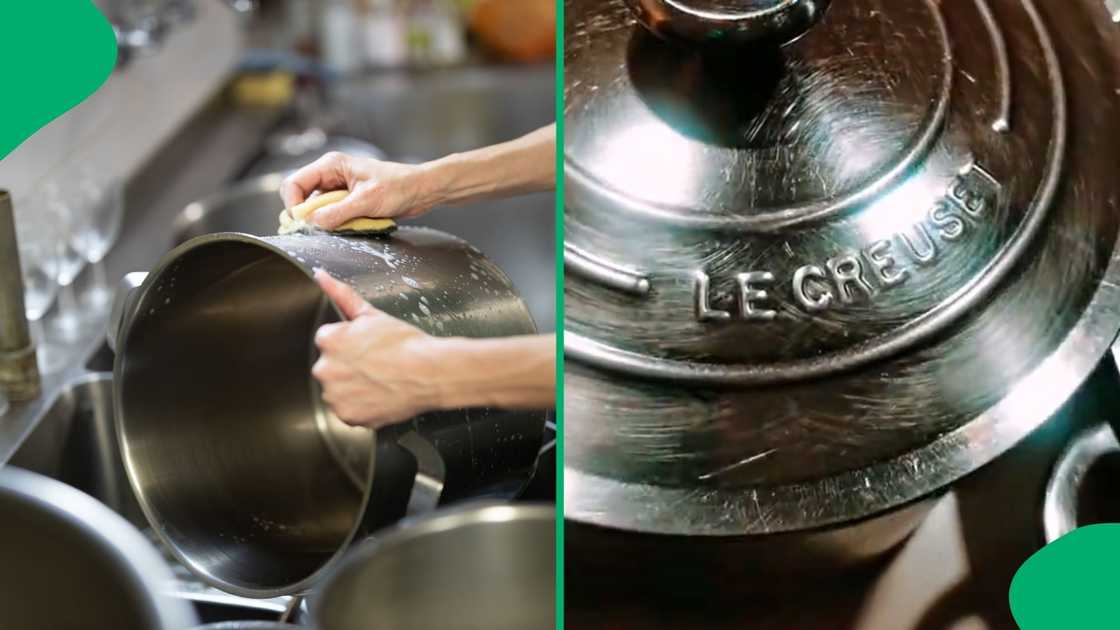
[397,430,445,515]
[1042,423,1120,543]
[107,272,149,353]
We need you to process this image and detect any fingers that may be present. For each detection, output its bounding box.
[307,268,432,430]
[317,381,373,427]
[315,270,375,320]
[322,392,370,426]
[280,152,350,208]
[311,356,372,424]
[327,400,402,430]
[308,185,386,229]
[317,379,397,429]
[311,357,342,381]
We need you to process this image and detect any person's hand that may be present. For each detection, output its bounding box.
[311,269,447,429]
[279,126,555,230]
[280,153,437,229]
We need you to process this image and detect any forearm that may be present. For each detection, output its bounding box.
[421,125,556,206]
[434,333,556,410]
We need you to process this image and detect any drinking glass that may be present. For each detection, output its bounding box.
[13,198,65,373]
[70,169,125,310]
[42,181,89,340]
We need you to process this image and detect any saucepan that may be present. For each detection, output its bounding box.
[109,228,547,598]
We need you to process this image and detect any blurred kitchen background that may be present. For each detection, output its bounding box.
[0,0,555,387]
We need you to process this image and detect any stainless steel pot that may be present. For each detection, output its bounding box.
[564,0,1120,571]
[0,466,198,629]
[112,229,546,598]
[311,502,555,630]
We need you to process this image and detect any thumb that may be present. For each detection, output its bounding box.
[315,270,375,320]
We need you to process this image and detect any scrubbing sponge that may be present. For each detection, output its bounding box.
[278,190,397,236]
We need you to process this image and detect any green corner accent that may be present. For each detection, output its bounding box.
[554,0,566,627]
[1009,524,1120,629]
[0,1,118,161]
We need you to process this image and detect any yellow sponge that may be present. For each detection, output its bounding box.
[278,190,397,236]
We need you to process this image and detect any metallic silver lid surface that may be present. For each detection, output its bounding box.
[564,0,1120,536]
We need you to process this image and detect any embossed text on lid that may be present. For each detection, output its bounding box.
[564,0,1067,384]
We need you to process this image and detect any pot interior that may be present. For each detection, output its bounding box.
[0,479,160,628]
[116,238,369,595]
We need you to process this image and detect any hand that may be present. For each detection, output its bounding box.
[280,153,437,229]
[279,126,556,230]
[311,269,447,429]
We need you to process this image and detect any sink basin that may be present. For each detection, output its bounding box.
[9,375,297,624]
[10,376,142,526]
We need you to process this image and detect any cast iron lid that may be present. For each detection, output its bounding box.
[564,0,1120,535]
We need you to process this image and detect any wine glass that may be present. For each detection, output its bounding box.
[42,181,90,340]
[13,197,65,373]
[70,168,125,310]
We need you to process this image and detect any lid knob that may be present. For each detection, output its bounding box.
[624,0,831,47]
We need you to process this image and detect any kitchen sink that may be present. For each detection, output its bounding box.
[8,374,298,625]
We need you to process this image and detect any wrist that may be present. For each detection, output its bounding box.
[409,159,454,209]
[426,334,556,411]
[416,126,555,208]
[427,336,485,410]
[419,152,489,208]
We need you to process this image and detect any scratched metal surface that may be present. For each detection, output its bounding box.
[563,0,1120,535]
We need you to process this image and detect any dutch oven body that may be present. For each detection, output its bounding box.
[563,0,1120,575]
[113,228,545,597]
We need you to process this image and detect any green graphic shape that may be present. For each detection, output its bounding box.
[1010,524,1120,629]
[0,2,117,161]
